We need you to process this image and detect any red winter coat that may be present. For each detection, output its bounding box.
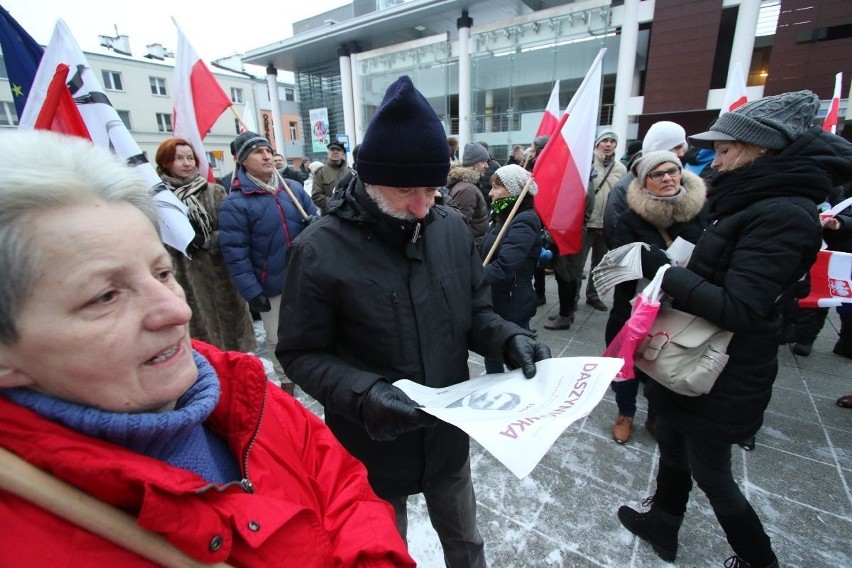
[0,341,414,567]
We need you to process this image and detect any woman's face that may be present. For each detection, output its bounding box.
[644,162,682,197]
[169,144,196,179]
[712,141,763,172]
[241,146,275,179]
[489,179,510,200]
[0,201,197,413]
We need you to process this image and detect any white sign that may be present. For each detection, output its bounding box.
[309,107,330,152]
[395,357,622,479]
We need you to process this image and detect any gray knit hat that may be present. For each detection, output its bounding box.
[461,142,490,167]
[632,151,682,186]
[494,164,537,196]
[233,131,272,164]
[689,90,820,150]
[595,128,618,147]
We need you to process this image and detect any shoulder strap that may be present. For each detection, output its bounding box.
[657,227,673,248]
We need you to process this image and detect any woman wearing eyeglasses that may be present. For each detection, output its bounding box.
[604,151,708,445]
[617,91,852,568]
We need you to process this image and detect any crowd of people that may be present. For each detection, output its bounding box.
[0,75,850,568]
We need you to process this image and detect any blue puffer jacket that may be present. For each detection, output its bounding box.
[219,169,317,301]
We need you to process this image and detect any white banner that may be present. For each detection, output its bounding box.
[395,357,622,479]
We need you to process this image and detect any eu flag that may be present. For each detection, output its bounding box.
[0,5,44,118]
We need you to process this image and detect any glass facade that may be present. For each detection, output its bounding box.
[337,0,644,165]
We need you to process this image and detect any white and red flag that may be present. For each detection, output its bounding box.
[173,20,231,182]
[241,99,258,133]
[721,62,748,115]
[823,72,843,134]
[18,19,193,254]
[533,48,606,255]
[799,250,852,308]
[535,80,560,137]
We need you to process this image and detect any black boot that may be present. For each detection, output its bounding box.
[723,555,779,568]
[618,500,683,561]
[833,317,852,358]
[717,506,777,568]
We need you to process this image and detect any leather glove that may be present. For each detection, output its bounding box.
[504,334,552,379]
[248,293,272,313]
[359,381,439,442]
[640,245,670,279]
[302,214,321,227]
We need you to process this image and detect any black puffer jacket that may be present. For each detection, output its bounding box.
[605,170,707,344]
[648,127,852,442]
[481,205,542,324]
[276,178,529,497]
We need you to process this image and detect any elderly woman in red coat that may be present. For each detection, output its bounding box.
[0,130,412,568]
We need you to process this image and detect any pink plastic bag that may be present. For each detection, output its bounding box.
[602,265,669,380]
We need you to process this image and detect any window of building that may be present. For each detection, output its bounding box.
[116,110,131,129]
[156,112,173,133]
[285,87,295,101]
[102,70,123,91]
[234,118,242,134]
[0,102,18,127]
[230,87,243,104]
[149,77,167,96]
[0,58,7,79]
[289,121,298,140]
[206,151,218,169]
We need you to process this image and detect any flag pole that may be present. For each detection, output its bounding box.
[0,447,233,568]
[482,177,534,266]
[228,105,310,220]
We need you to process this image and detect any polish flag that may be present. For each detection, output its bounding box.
[798,250,852,308]
[33,63,90,139]
[241,99,258,133]
[535,80,561,137]
[19,19,194,254]
[173,21,232,182]
[533,49,606,255]
[721,62,748,115]
[823,72,843,134]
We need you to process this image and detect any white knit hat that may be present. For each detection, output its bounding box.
[642,121,687,154]
[494,164,537,196]
[632,151,682,186]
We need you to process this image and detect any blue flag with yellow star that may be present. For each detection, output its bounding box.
[0,5,44,119]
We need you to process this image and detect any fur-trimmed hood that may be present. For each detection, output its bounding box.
[626,169,706,229]
[447,164,483,185]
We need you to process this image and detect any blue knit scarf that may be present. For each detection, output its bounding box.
[2,351,241,484]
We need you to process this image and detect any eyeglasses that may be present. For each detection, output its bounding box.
[647,167,681,182]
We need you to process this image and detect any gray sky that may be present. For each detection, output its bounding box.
[2,0,349,62]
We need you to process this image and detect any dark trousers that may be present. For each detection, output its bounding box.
[654,417,775,565]
[611,372,656,419]
[554,272,579,317]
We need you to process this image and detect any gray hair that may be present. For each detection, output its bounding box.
[0,130,159,344]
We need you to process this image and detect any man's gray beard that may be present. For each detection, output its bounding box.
[365,185,417,221]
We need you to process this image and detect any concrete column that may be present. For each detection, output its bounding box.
[484,89,493,133]
[457,10,473,148]
[338,45,356,162]
[612,0,640,154]
[728,0,761,89]
[265,64,285,157]
[350,52,364,145]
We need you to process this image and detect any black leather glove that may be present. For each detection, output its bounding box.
[359,381,438,442]
[504,335,552,379]
[248,293,272,313]
[640,245,670,279]
[302,214,321,227]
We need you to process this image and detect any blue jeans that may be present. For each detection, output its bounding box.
[611,370,656,420]
[385,457,486,568]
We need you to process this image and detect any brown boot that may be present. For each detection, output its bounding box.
[612,415,633,444]
[544,315,572,330]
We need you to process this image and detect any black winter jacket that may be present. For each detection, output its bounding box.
[276,179,529,497]
[481,205,542,324]
[648,127,852,442]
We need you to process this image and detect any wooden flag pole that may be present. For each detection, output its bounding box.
[482,177,534,267]
[0,446,233,568]
[228,106,309,220]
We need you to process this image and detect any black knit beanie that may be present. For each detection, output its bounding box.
[357,76,450,187]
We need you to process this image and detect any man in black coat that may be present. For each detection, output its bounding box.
[276,76,550,568]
